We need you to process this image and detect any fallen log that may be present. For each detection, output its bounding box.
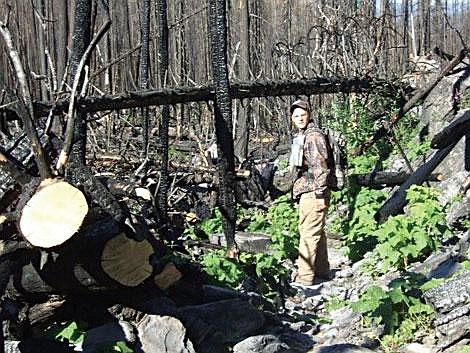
[375,141,457,223]
[431,110,470,149]
[0,78,401,119]
[352,171,443,187]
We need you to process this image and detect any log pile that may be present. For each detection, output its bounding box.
[423,270,470,349]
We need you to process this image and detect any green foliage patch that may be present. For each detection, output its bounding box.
[200,195,297,301]
[351,273,434,337]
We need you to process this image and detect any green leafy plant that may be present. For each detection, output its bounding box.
[200,196,297,301]
[342,187,387,262]
[45,321,87,345]
[201,249,244,288]
[325,296,348,312]
[351,273,434,336]
[459,346,470,353]
[372,186,449,273]
[94,341,134,353]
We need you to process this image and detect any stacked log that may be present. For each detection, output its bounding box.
[423,270,470,349]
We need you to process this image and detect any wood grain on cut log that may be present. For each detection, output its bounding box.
[101,232,154,287]
[19,179,88,248]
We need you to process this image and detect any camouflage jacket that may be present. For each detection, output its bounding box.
[292,122,331,199]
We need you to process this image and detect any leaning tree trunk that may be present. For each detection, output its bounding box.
[156,0,171,236]
[208,0,237,255]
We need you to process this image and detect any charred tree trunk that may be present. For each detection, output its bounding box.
[208,0,237,255]
[139,0,151,162]
[156,0,171,236]
[66,0,92,165]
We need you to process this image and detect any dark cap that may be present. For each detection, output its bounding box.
[290,100,310,114]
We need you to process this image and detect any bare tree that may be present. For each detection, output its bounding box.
[208,0,237,256]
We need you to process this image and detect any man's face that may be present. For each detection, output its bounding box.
[291,107,310,130]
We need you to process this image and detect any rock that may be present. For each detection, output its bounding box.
[178,298,266,343]
[402,342,435,353]
[4,338,72,353]
[438,171,468,205]
[210,232,273,254]
[81,321,136,352]
[233,334,290,353]
[308,343,377,353]
[136,315,196,353]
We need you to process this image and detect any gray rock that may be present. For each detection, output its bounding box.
[178,298,265,343]
[233,334,290,353]
[402,342,435,353]
[309,343,377,353]
[136,315,196,353]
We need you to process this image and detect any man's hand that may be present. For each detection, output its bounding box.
[317,198,328,211]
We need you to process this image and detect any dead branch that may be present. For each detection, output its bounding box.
[0,20,51,180]
[431,110,470,149]
[56,18,112,172]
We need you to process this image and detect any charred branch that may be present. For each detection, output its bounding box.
[375,141,458,223]
[431,110,470,149]
[352,171,443,187]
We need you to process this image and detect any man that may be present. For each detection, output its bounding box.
[289,99,332,286]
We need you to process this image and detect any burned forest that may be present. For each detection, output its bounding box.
[0,0,469,352]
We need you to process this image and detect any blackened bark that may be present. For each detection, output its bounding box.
[431,110,470,149]
[139,0,150,160]
[375,141,458,223]
[68,0,92,164]
[26,77,397,117]
[156,0,170,234]
[208,0,237,252]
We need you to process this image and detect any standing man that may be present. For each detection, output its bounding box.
[289,99,332,286]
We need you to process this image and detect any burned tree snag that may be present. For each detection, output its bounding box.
[139,0,151,162]
[156,0,171,234]
[208,0,238,255]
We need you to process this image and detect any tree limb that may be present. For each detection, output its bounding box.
[0,20,51,180]
[56,18,112,172]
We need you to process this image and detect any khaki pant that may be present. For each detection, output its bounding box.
[296,191,330,284]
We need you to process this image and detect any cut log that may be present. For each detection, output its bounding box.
[101,232,154,287]
[19,178,88,248]
[352,171,443,187]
